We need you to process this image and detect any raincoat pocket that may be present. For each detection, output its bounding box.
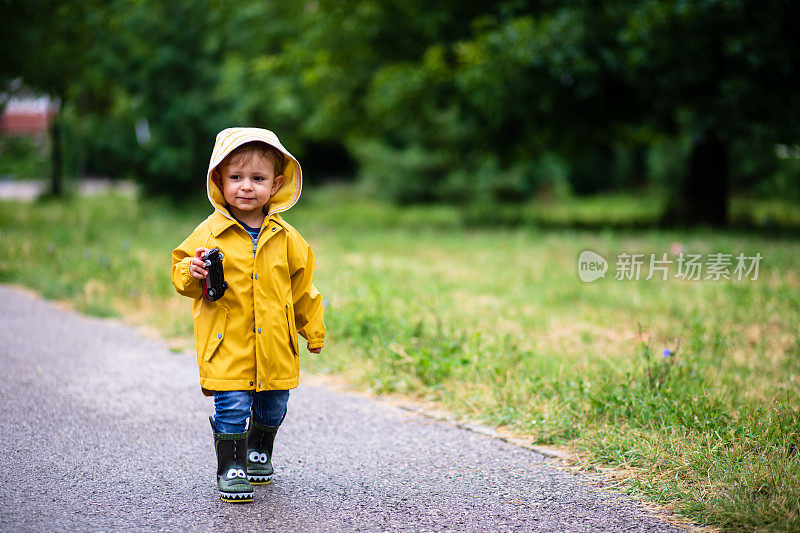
[202,305,229,362]
[285,304,299,356]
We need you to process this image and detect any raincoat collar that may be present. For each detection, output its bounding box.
[208,209,289,238]
[206,127,302,220]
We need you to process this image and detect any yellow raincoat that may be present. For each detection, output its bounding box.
[171,128,325,395]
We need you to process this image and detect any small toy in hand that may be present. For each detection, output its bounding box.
[201,248,228,301]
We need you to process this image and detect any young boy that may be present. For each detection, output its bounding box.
[171,127,325,503]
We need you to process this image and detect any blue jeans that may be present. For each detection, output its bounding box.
[213,390,289,434]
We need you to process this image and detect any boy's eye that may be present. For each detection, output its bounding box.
[252,176,264,182]
[229,175,242,180]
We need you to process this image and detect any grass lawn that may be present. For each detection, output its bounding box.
[1,186,798,531]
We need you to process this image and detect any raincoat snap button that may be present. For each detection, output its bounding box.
[249,382,253,386]
[258,382,261,387]
[271,227,277,232]
[254,274,258,280]
[258,328,262,334]
[217,333,222,339]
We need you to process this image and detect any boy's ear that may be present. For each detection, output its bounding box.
[270,175,284,196]
[211,170,222,190]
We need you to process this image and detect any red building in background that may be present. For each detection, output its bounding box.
[0,96,56,139]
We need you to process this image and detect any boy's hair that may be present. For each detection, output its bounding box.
[212,141,285,186]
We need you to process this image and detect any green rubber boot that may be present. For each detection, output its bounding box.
[210,416,253,503]
[246,419,279,484]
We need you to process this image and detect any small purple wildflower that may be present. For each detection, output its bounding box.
[663,349,671,358]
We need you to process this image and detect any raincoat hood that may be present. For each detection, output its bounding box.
[207,127,302,218]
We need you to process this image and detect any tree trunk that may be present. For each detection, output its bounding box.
[666,134,728,226]
[49,97,63,197]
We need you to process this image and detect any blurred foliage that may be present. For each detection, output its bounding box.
[0,0,106,193]
[0,136,49,180]
[2,0,799,214]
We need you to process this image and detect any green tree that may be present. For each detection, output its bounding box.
[100,0,237,198]
[359,0,800,221]
[619,0,800,225]
[0,0,107,195]
[361,4,642,202]
[213,1,490,189]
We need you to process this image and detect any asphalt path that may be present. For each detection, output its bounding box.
[0,285,685,532]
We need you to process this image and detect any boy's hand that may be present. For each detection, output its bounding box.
[308,345,322,354]
[190,248,210,280]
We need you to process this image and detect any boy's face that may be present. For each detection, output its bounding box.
[217,153,284,220]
